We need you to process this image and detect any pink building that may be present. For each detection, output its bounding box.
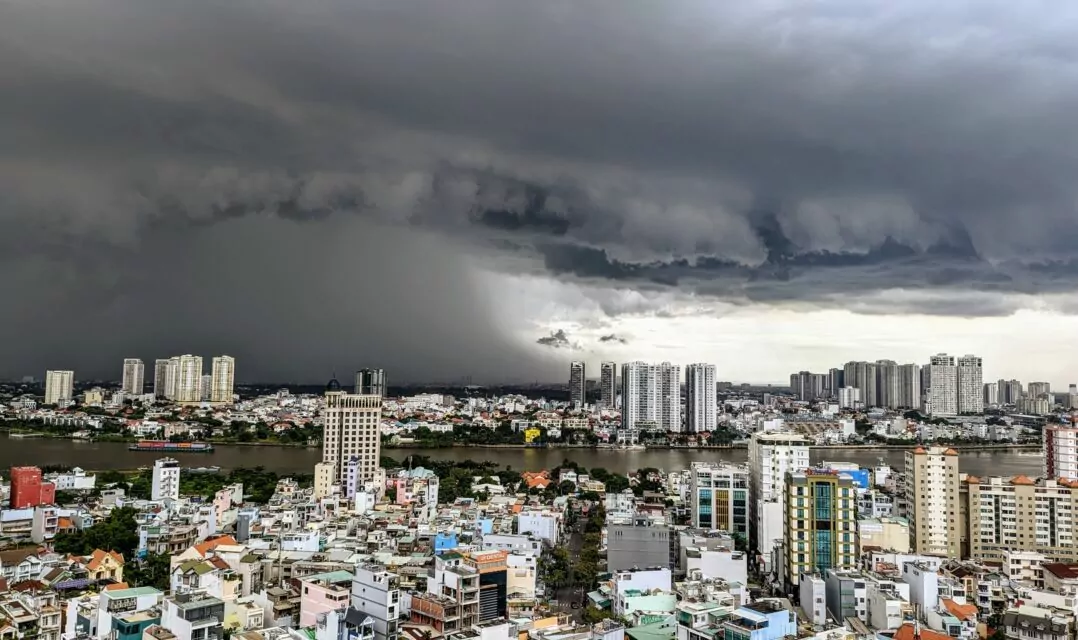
[298,570,352,627]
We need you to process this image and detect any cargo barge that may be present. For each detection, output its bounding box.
[127,440,215,453]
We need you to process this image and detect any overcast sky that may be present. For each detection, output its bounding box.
[3,0,1078,385]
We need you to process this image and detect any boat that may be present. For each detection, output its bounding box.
[619,444,646,451]
[185,466,222,474]
[127,440,215,453]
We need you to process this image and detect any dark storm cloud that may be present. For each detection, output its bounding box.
[536,331,573,350]
[6,0,1078,379]
[599,335,629,345]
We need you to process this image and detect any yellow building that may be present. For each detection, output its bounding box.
[783,469,858,588]
[523,428,542,443]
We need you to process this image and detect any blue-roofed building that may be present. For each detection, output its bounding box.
[721,600,797,640]
[433,532,459,555]
[475,518,494,536]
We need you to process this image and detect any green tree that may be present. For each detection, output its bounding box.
[126,552,171,590]
[53,507,140,557]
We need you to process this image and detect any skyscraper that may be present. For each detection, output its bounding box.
[599,362,617,409]
[875,360,899,409]
[957,354,983,414]
[748,431,811,575]
[620,361,681,433]
[1029,381,1052,399]
[322,378,382,483]
[789,371,826,402]
[905,446,960,558]
[897,363,921,409]
[122,358,145,395]
[568,361,586,409]
[44,370,74,405]
[175,355,203,403]
[165,356,181,400]
[842,361,878,407]
[983,382,999,406]
[355,369,386,396]
[927,353,957,415]
[153,359,170,399]
[210,355,235,403]
[685,363,717,433]
[827,368,844,398]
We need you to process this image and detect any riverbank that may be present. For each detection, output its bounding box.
[385,442,1041,452]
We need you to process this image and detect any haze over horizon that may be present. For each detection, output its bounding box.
[5,1,1078,386]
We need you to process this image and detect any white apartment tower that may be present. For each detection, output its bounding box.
[599,362,617,409]
[685,363,717,433]
[905,446,960,557]
[689,461,749,534]
[164,356,181,400]
[927,353,958,415]
[174,355,203,403]
[568,361,586,409]
[210,356,236,403]
[620,362,681,433]
[876,360,899,409]
[748,431,811,569]
[1044,425,1078,480]
[838,386,861,409]
[151,457,181,501]
[44,370,74,406]
[322,380,383,484]
[983,382,999,406]
[121,358,145,395]
[957,354,983,413]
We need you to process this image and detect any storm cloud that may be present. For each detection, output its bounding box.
[4,0,1078,380]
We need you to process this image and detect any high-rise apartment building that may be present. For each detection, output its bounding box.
[44,370,74,406]
[842,361,878,407]
[1044,425,1078,480]
[355,369,386,396]
[173,355,203,403]
[927,354,958,415]
[748,431,811,572]
[983,382,999,406]
[782,469,858,588]
[322,380,383,483]
[876,360,899,409]
[620,362,681,433]
[200,375,212,401]
[897,363,922,409]
[837,387,861,409]
[827,368,845,398]
[599,362,617,409]
[686,363,717,433]
[905,446,961,558]
[121,358,145,395]
[568,361,586,409]
[689,462,749,535]
[1029,381,1052,399]
[789,371,826,402]
[965,476,1078,563]
[153,359,170,399]
[997,379,1024,404]
[957,355,983,414]
[210,355,235,403]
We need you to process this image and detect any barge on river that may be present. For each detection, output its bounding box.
[128,440,215,453]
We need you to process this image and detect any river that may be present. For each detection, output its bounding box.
[0,435,1045,477]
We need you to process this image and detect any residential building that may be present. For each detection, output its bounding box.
[824,569,867,623]
[999,379,1025,404]
[175,355,203,403]
[351,564,400,640]
[569,361,586,409]
[837,387,861,409]
[122,359,145,395]
[685,364,717,433]
[957,355,983,414]
[748,432,811,571]
[721,600,797,640]
[1045,425,1078,480]
[321,380,382,484]
[964,476,1078,563]
[1029,382,1052,399]
[927,354,957,415]
[154,359,171,399]
[1002,606,1070,640]
[620,362,681,433]
[44,370,74,406]
[607,517,671,572]
[983,382,999,406]
[689,462,749,536]
[842,361,878,408]
[799,574,827,627]
[354,369,386,397]
[10,466,55,508]
[782,469,858,588]
[210,356,235,403]
[905,446,960,558]
[898,363,922,409]
[426,554,479,630]
[152,458,181,502]
[159,592,225,640]
[857,517,910,553]
[600,362,617,409]
[790,371,826,402]
[827,368,845,398]
[298,571,353,627]
[876,360,899,409]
